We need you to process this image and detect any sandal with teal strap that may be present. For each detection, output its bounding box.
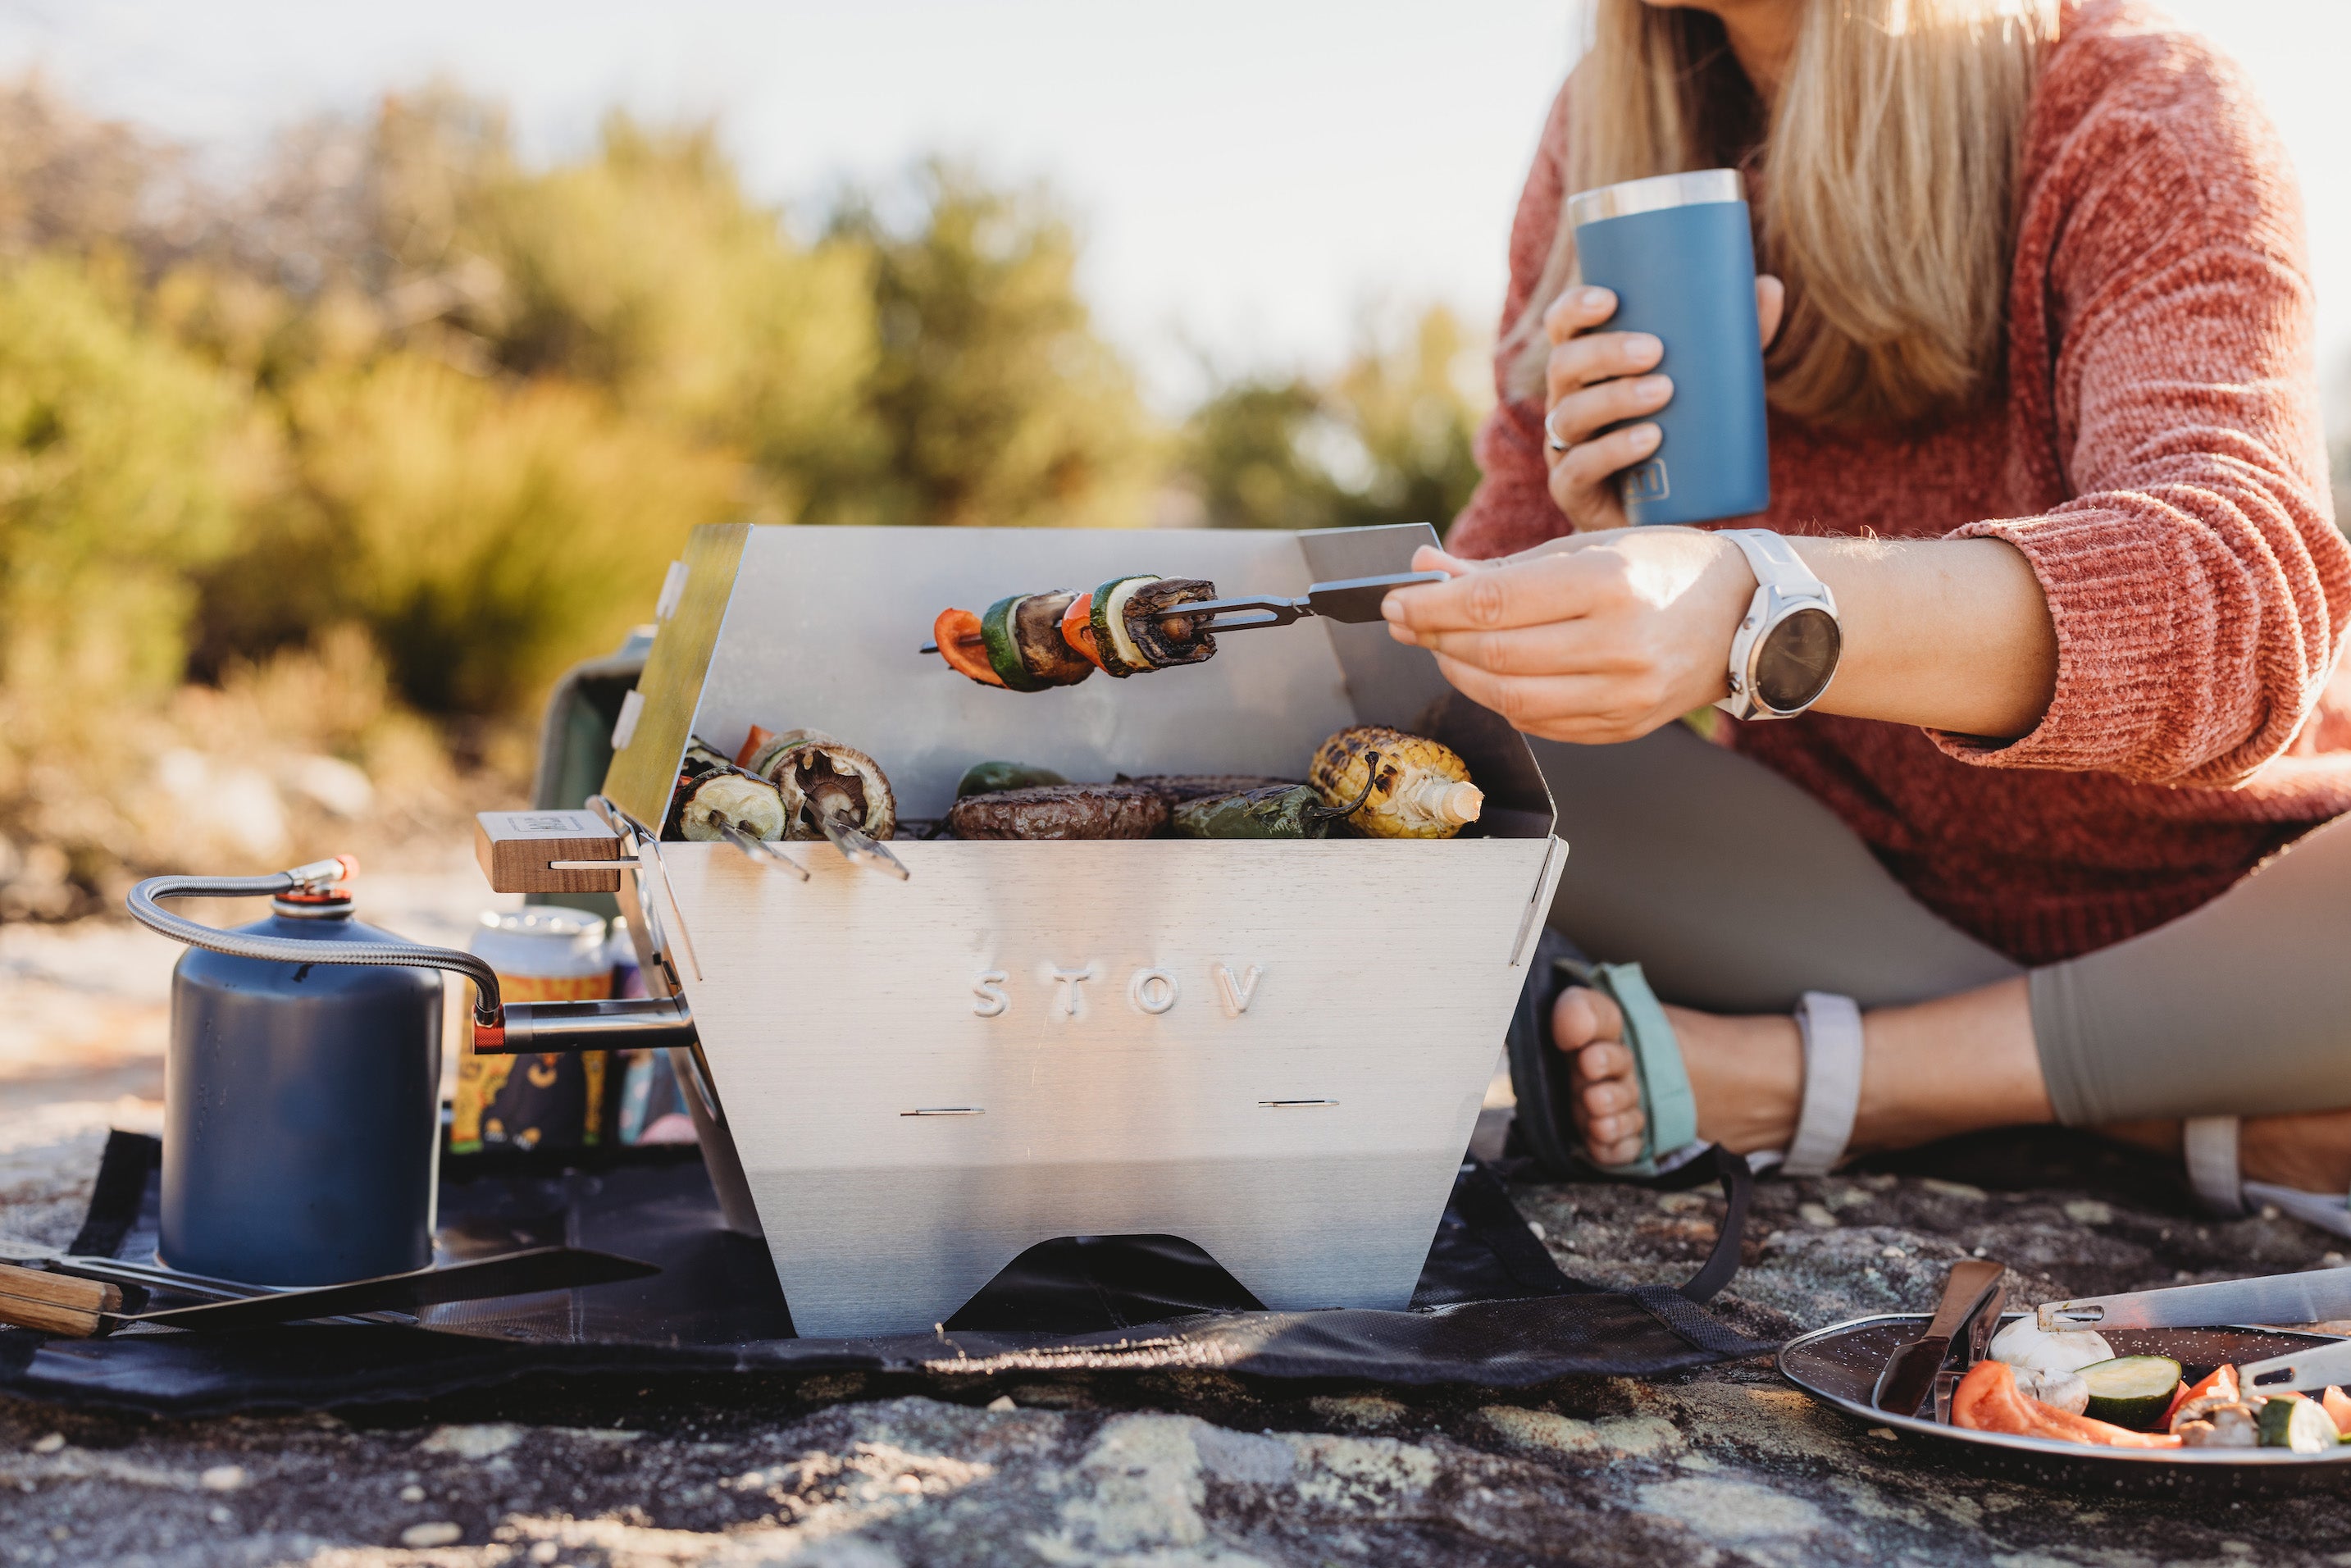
[2183,1116,2351,1240]
[1506,929,1866,1180]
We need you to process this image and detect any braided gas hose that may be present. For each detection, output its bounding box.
[126,855,505,1029]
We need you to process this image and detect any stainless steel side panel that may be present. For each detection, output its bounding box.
[663,836,1548,1338]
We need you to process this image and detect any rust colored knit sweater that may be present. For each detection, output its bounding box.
[1450,0,2351,966]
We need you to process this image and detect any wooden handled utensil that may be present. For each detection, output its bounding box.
[0,1265,123,1337]
[0,1246,658,1337]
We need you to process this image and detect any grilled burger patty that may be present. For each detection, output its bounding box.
[945,782,1169,841]
[1124,773,1300,805]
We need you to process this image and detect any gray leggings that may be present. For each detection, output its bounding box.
[1534,722,2351,1126]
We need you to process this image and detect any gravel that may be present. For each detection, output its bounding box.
[8,1107,2351,1566]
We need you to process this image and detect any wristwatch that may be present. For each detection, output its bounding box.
[1713,529,1842,720]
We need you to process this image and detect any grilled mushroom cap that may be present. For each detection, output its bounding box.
[1014,591,1095,686]
[763,741,897,841]
[1123,577,1218,669]
[743,729,840,778]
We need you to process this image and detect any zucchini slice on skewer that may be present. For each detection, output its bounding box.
[1087,575,1159,677]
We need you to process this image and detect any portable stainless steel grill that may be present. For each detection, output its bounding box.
[482,520,1567,1338]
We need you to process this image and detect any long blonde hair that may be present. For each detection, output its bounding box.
[1506,0,2058,427]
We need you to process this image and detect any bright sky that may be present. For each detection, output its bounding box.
[3,1,2346,423]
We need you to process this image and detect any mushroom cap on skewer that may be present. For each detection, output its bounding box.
[760,740,898,842]
[1122,578,1218,670]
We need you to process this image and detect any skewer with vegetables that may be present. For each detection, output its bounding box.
[930,577,1219,690]
[923,569,1450,690]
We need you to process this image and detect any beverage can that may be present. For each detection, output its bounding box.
[450,908,613,1153]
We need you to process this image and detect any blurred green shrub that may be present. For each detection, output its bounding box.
[1180,304,1490,536]
[0,74,1500,899]
[0,77,1493,742]
[0,258,249,712]
[285,354,745,713]
[817,164,1158,530]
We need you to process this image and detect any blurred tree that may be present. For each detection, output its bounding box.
[285,353,743,713]
[818,164,1157,529]
[0,258,249,709]
[449,112,884,510]
[0,79,171,262]
[1181,304,1490,537]
[172,94,885,709]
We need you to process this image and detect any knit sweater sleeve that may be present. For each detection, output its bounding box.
[1931,65,2348,786]
[1446,80,1574,561]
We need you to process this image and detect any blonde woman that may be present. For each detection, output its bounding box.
[1386,0,2351,1228]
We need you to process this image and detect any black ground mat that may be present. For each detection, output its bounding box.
[0,1133,1771,1415]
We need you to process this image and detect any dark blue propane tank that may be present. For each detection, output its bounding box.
[161,891,441,1285]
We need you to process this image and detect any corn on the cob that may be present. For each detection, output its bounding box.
[1309,725,1483,839]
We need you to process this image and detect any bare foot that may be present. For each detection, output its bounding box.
[2107,1113,2351,1197]
[1554,986,1802,1167]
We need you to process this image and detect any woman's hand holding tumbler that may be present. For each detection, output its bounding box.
[1539,276,1784,531]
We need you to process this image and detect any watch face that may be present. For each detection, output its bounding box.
[1754,607,1841,713]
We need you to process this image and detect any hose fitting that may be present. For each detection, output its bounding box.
[127,860,504,1027]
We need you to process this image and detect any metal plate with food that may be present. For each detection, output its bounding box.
[1783,1309,2351,1495]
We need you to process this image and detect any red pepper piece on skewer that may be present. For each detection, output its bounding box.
[932,608,1005,688]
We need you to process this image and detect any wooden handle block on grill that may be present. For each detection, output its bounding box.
[0,1263,121,1338]
[475,810,628,894]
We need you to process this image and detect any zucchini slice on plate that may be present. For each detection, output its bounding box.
[2258,1393,2342,1453]
[2076,1356,2183,1431]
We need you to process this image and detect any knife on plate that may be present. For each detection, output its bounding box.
[2037,1267,2351,1332]
[1874,1258,2007,1416]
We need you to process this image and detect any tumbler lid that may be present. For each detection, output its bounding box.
[1568,168,1744,228]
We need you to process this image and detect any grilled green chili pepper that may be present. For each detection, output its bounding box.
[1170,761,1377,840]
[955,760,1070,799]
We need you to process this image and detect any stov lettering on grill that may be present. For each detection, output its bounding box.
[968,962,1261,1019]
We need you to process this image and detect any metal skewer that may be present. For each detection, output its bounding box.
[814,811,910,880]
[716,818,810,880]
[918,570,1448,654]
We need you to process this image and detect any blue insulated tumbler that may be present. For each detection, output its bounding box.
[1569,169,1770,525]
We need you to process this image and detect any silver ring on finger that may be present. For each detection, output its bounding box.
[1542,405,1570,454]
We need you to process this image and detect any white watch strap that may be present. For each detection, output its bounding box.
[2182,1115,2247,1216]
[1719,527,1817,593]
[1783,991,1864,1178]
[1715,528,1838,721]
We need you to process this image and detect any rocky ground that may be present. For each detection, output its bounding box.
[4,877,2350,1565]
